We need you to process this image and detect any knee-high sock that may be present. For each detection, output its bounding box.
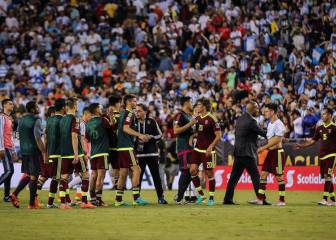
[323,180,332,200]
[278,180,286,202]
[59,179,68,204]
[208,177,216,201]
[257,179,267,200]
[48,179,58,205]
[329,183,335,202]
[36,178,47,196]
[29,178,38,206]
[132,185,140,201]
[13,174,30,196]
[191,175,204,196]
[116,187,124,202]
[81,179,89,204]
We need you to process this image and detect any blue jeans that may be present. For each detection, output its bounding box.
[0,149,14,197]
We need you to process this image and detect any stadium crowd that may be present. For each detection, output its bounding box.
[0,0,335,145]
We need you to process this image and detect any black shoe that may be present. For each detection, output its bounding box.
[3,196,11,202]
[223,201,239,205]
[263,200,271,205]
[158,198,168,204]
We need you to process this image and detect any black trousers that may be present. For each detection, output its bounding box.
[224,156,260,203]
[139,156,164,199]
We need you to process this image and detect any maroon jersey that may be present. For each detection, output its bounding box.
[194,113,220,150]
[312,122,336,159]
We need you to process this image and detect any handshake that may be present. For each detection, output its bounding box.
[138,134,152,142]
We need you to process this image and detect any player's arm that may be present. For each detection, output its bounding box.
[206,130,221,157]
[258,136,282,153]
[34,119,46,162]
[250,118,267,138]
[44,128,48,159]
[173,114,196,135]
[123,113,148,142]
[71,117,79,163]
[149,119,162,141]
[294,126,319,149]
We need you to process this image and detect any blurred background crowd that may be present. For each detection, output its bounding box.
[0,0,335,173]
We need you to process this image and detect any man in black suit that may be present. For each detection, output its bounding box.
[223,101,267,205]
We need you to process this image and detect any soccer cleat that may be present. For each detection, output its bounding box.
[248,199,263,205]
[10,194,20,208]
[35,196,44,208]
[3,195,11,202]
[207,199,215,206]
[133,198,149,206]
[115,201,130,207]
[67,201,78,207]
[60,204,72,210]
[97,200,109,207]
[75,193,82,202]
[318,199,328,206]
[327,201,336,206]
[175,199,186,205]
[196,195,206,205]
[27,205,37,209]
[273,201,286,206]
[47,203,59,209]
[80,202,97,209]
[158,198,168,204]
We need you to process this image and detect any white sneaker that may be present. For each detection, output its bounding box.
[47,203,59,208]
[248,199,263,205]
[318,199,328,206]
[327,201,336,206]
[273,201,286,206]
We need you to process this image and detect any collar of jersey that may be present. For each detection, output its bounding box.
[323,122,335,128]
[200,112,210,119]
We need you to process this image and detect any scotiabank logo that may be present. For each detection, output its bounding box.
[214,166,336,191]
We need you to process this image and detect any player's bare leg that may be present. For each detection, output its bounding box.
[90,170,97,204]
[131,165,148,205]
[115,168,129,206]
[190,163,205,204]
[96,169,107,206]
[206,169,215,206]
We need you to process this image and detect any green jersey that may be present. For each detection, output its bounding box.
[60,114,84,158]
[18,114,40,155]
[86,116,110,158]
[46,114,62,158]
[117,109,135,150]
[174,111,193,153]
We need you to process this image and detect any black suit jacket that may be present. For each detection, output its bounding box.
[233,113,267,160]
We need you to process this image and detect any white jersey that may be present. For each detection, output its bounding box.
[267,119,285,140]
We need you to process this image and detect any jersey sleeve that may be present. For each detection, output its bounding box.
[71,117,80,134]
[274,121,285,137]
[211,116,221,132]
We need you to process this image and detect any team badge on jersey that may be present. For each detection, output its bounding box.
[199,125,204,131]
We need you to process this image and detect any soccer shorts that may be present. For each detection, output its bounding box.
[21,154,41,177]
[262,148,285,175]
[190,149,216,170]
[320,156,336,178]
[109,150,119,169]
[91,155,109,170]
[60,157,88,175]
[177,150,192,170]
[118,149,138,169]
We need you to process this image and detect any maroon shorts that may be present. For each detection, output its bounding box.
[190,149,216,170]
[60,157,88,175]
[40,157,56,179]
[109,150,119,169]
[262,148,285,175]
[118,150,138,169]
[91,155,109,170]
[320,156,336,178]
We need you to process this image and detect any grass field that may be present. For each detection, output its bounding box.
[0,189,335,240]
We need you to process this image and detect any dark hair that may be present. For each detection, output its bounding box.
[88,103,100,114]
[137,103,148,112]
[46,106,55,118]
[82,107,90,114]
[109,95,121,107]
[123,94,136,105]
[54,98,66,111]
[323,107,333,115]
[180,96,191,106]
[2,98,12,108]
[265,103,278,113]
[66,97,77,109]
[292,109,301,117]
[197,98,211,111]
[26,101,37,114]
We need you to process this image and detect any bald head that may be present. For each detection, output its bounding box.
[246,101,259,117]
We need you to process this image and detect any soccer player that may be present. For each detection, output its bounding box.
[189,98,221,206]
[86,103,112,207]
[115,94,150,206]
[0,98,16,202]
[250,103,286,206]
[13,101,46,209]
[173,96,196,204]
[59,98,95,209]
[295,107,336,206]
[107,95,121,190]
[44,99,66,208]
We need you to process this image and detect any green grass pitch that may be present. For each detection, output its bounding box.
[0,189,334,240]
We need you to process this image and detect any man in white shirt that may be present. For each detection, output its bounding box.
[292,110,303,138]
[250,103,287,206]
